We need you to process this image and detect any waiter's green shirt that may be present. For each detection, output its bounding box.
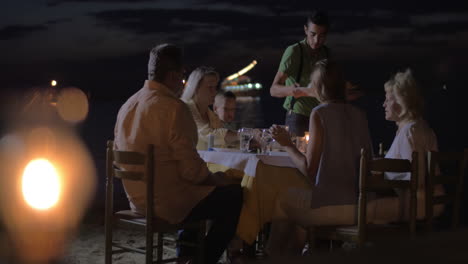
[279,39,329,116]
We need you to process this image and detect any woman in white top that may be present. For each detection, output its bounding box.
[181,67,238,150]
[382,68,444,220]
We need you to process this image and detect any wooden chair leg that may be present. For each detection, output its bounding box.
[146,231,154,264]
[156,233,163,263]
[328,240,334,252]
[197,223,205,264]
[104,219,112,264]
[306,227,316,254]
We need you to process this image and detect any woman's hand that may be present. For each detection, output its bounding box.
[249,129,262,150]
[270,124,293,147]
[292,87,310,98]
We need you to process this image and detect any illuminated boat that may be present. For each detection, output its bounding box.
[221,60,263,97]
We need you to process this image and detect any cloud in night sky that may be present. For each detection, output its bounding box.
[46,0,155,7]
[1,0,468,95]
[0,24,48,40]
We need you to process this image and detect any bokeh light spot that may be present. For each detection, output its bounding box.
[56,87,89,123]
[22,159,61,210]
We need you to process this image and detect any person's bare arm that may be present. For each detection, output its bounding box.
[270,125,308,177]
[270,111,323,182]
[270,71,313,99]
[270,71,298,98]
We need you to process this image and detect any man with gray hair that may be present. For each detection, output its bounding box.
[114,43,243,264]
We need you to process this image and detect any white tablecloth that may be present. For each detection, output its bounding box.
[198,149,296,177]
[199,148,310,244]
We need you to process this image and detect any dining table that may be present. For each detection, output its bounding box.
[198,148,312,244]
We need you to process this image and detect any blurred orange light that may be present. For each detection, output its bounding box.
[56,87,89,123]
[22,158,61,210]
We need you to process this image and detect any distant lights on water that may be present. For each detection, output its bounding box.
[224,82,263,92]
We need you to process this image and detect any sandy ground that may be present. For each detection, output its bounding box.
[62,223,468,264]
[4,210,467,264]
[61,221,232,264]
[62,223,178,264]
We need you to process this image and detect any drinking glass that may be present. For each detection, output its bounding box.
[239,128,254,153]
[260,129,274,155]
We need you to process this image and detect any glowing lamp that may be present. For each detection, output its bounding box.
[0,127,96,263]
[22,159,61,210]
[51,80,57,87]
[0,85,95,263]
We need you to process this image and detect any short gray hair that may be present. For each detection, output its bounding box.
[148,43,183,82]
[384,68,423,121]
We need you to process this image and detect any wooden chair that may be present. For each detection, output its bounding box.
[105,140,205,264]
[309,149,418,249]
[425,149,468,231]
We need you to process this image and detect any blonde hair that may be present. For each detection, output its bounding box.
[310,59,346,103]
[181,66,219,101]
[384,68,423,121]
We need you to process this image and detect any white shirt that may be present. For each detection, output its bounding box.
[384,119,444,219]
[114,80,214,224]
[385,119,438,186]
[184,99,228,150]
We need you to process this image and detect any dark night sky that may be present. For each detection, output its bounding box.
[1,0,468,99]
[1,0,468,148]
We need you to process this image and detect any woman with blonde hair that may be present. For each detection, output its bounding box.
[382,68,444,220]
[181,66,238,150]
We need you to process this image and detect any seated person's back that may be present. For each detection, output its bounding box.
[114,44,243,264]
[309,102,371,208]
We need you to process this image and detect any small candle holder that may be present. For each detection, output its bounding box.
[296,132,310,153]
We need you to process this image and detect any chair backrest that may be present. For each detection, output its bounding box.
[105,140,155,221]
[357,148,418,245]
[426,149,467,230]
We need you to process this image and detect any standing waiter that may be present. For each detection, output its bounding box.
[270,11,330,137]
